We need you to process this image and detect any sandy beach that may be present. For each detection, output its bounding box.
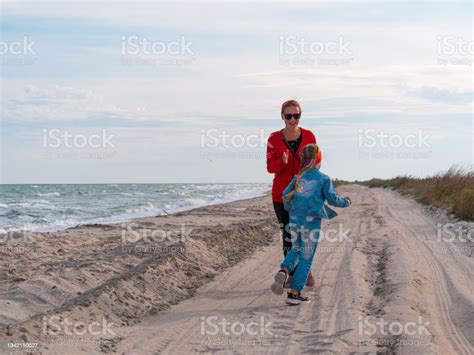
[1,185,473,354]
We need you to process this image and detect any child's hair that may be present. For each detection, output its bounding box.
[283,144,322,200]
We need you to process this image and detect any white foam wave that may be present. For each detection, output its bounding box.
[35,192,61,197]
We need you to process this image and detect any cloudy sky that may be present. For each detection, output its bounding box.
[0,1,472,183]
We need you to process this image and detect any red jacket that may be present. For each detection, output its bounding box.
[266,127,317,202]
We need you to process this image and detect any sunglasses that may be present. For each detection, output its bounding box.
[283,113,301,120]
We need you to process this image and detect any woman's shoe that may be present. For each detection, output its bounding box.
[271,270,287,295]
[283,275,293,288]
[306,271,315,287]
[286,292,310,305]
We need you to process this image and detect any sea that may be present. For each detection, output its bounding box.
[0,183,271,232]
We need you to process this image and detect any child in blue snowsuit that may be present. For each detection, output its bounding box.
[271,144,351,305]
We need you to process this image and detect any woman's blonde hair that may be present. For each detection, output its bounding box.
[282,144,322,201]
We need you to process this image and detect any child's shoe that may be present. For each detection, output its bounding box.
[286,291,310,305]
[271,270,287,295]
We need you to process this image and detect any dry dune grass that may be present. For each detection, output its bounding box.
[365,167,474,220]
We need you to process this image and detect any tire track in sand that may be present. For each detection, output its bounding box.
[112,185,472,355]
[383,200,473,355]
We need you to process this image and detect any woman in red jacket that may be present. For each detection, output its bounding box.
[266,99,316,287]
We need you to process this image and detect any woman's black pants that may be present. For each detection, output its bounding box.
[273,201,293,257]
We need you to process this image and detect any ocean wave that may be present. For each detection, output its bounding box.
[0,183,271,232]
[179,197,209,207]
[125,202,158,214]
[1,210,22,218]
[35,192,61,197]
[9,200,53,208]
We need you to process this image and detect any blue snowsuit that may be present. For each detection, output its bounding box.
[281,167,349,291]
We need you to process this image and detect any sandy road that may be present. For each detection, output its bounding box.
[116,185,474,354]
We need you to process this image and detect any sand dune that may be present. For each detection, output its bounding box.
[1,185,473,354]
